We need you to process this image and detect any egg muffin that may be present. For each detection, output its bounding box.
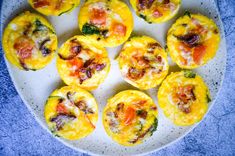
[57,35,110,90]
[2,11,57,71]
[130,0,181,23]
[103,90,158,146]
[28,0,80,16]
[78,0,133,47]
[158,70,210,126]
[117,36,169,90]
[167,12,220,69]
[44,86,98,140]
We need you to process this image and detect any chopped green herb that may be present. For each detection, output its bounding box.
[150,117,158,135]
[184,10,191,18]
[207,94,211,103]
[136,110,143,115]
[184,70,196,78]
[34,19,55,34]
[82,23,100,35]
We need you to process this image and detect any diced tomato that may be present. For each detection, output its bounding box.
[124,107,136,125]
[111,23,127,36]
[69,58,83,68]
[14,37,34,59]
[193,45,206,65]
[153,9,163,18]
[33,0,50,8]
[90,8,107,25]
[56,103,68,114]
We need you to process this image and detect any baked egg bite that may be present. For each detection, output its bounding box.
[57,35,110,90]
[2,11,57,71]
[44,86,98,140]
[78,0,133,47]
[130,0,181,23]
[158,70,210,126]
[103,90,158,146]
[117,36,169,90]
[28,0,80,16]
[167,12,220,69]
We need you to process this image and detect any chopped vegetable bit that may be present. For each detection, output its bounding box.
[184,70,196,78]
[82,23,100,35]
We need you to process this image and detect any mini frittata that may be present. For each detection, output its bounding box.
[78,0,133,47]
[130,0,181,23]
[2,11,57,71]
[57,35,110,90]
[44,86,98,140]
[158,71,210,126]
[117,36,169,90]
[167,12,220,69]
[28,0,80,16]
[103,90,158,146]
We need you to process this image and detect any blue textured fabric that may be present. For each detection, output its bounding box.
[0,0,234,155]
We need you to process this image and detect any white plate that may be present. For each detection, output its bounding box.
[0,0,226,155]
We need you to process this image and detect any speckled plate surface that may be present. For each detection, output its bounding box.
[0,0,226,155]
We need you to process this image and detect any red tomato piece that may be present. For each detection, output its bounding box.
[193,45,207,65]
[124,106,136,125]
[90,8,107,25]
[33,0,50,8]
[56,103,68,114]
[112,23,127,36]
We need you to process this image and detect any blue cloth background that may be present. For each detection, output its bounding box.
[0,0,234,155]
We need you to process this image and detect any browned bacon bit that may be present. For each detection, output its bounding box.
[79,76,88,84]
[127,67,145,80]
[156,55,162,62]
[84,59,94,68]
[116,103,124,112]
[138,0,154,10]
[150,106,157,110]
[137,110,148,119]
[50,113,76,130]
[163,0,170,4]
[33,0,50,8]
[175,85,196,113]
[175,33,200,47]
[114,102,124,118]
[19,59,29,71]
[147,42,161,53]
[75,101,94,114]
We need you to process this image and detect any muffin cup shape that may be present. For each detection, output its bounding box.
[158,70,210,126]
[2,11,57,71]
[103,90,158,146]
[78,0,133,47]
[167,13,220,69]
[117,36,169,90]
[44,86,98,140]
